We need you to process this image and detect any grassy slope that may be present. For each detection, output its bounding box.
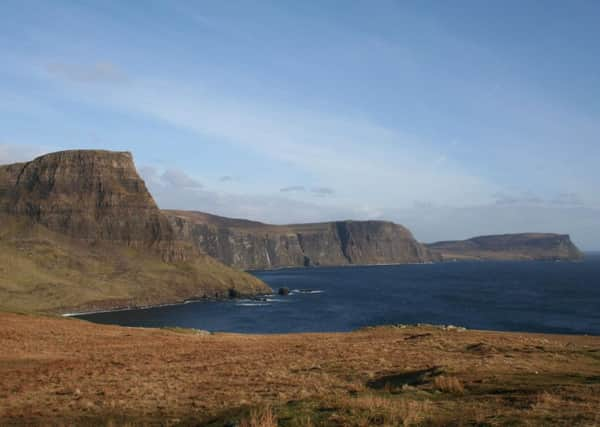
[0,216,270,314]
[0,313,599,426]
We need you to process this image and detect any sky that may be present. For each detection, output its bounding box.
[1,0,599,249]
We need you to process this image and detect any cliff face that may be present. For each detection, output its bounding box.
[426,233,584,261]
[165,210,437,270]
[0,150,270,313]
[0,150,194,261]
[2,151,166,241]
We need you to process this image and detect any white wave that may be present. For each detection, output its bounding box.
[291,289,324,294]
[236,303,271,307]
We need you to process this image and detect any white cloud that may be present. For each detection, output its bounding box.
[78,78,498,209]
[46,62,129,84]
[492,191,586,208]
[0,143,51,165]
[493,191,544,206]
[139,166,203,190]
[551,192,584,206]
[147,180,359,225]
[279,185,335,196]
[311,186,335,196]
[161,169,203,189]
[139,163,365,224]
[280,186,306,193]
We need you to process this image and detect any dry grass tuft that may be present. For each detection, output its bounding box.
[332,394,431,426]
[433,375,464,394]
[240,405,278,427]
[293,416,314,427]
[531,391,563,410]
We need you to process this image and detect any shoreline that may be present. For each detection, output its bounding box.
[58,257,595,315]
[61,294,276,318]
[246,257,587,273]
[62,304,599,338]
[246,260,434,273]
[62,301,188,318]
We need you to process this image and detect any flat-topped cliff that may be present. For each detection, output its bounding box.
[0,150,185,259]
[165,210,438,270]
[427,233,584,261]
[0,150,269,313]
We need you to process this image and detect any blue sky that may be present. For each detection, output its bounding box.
[1,0,599,249]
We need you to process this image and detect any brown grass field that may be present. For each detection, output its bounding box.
[1,312,599,426]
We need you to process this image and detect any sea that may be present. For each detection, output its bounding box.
[77,253,600,335]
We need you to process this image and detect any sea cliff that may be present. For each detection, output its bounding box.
[165,210,438,270]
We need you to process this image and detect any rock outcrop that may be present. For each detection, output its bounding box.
[426,233,584,261]
[0,150,270,313]
[165,210,437,270]
[0,150,188,261]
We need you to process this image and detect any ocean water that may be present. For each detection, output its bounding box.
[78,254,600,335]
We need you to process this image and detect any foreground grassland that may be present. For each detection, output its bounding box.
[1,313,599,426]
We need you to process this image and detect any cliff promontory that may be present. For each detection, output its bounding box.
[0,150,187,260]
[426,233,584,261]
[165,210,437,270]
[0,150,269,313]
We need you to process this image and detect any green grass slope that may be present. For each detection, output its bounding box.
[0,215,270,314]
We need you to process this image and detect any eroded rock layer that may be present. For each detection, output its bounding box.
[0,150,186,260]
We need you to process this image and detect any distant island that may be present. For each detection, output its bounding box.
[0,149,584,313]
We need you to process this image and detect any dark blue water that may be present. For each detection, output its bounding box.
[78,254,600,335]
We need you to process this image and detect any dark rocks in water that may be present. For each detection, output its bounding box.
[427,233,584,262]
[164,210,438,270]
[278,287,290,296]
[228,288,241,299]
